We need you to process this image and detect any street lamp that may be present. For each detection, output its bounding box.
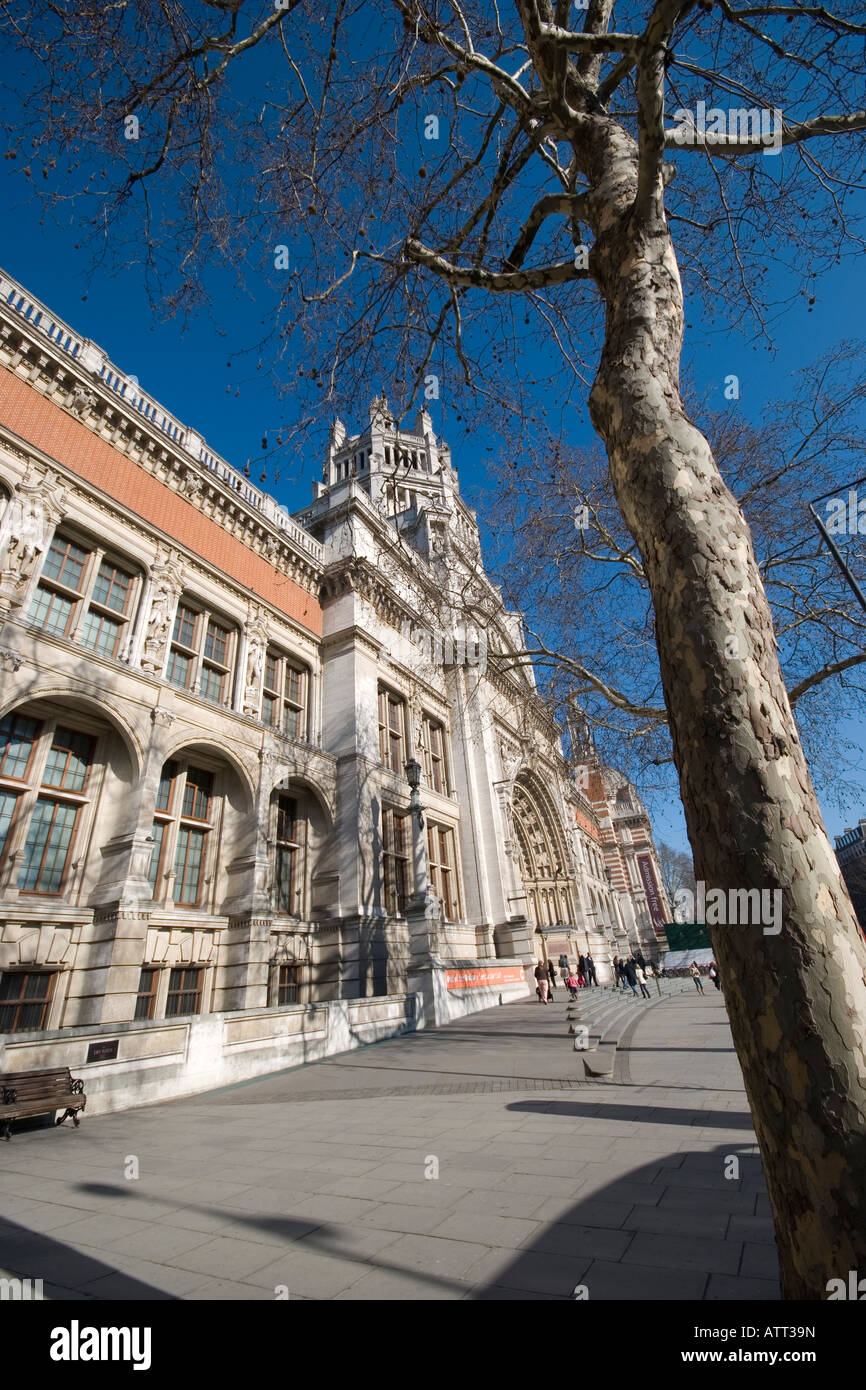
[405,757,424,830]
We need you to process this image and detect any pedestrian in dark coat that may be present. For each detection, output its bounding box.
[585,954,597,986]
[622,958,638,996]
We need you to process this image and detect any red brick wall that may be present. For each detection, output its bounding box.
[0,368,322,636]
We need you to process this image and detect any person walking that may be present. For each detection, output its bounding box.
[585,954,597,986]
[622,957,639,997]
[690,961,705,994]
[565,972,579,1000]
[534,960,551,1003]
[578,954,587,982]
[636,963,652,999]
[708,961,721,991]
[547,959,558,999]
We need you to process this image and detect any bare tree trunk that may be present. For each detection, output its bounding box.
[587,189,866,1296]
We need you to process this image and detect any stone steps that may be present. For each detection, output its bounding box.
[564,980,694,1078]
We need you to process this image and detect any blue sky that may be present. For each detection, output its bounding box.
[1,151,864,861]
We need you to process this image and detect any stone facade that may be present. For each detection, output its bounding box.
[0,269,670,1085]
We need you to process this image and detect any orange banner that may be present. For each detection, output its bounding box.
[444,966,526,991]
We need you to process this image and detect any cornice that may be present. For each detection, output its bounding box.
[0,296,322,591]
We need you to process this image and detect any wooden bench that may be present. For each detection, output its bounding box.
[0,1067,86,1140]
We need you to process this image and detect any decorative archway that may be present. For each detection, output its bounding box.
[512,777,573,930]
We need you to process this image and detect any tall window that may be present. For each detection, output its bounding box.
[378,688,406,774]
[0,970,55,1032]
[18,727,95,893]
[0,714,39,864]
[420,715,448,794]
[382,807,409,916]
[277,964,300,1005]
[148,759,217,908]
[274,794,301,914]
[29,532,137,658]
[428,823,460,921]
[165,967,203,1017]
[262,651,309,739]
[134,968,158,1021]
[166,599,236,705]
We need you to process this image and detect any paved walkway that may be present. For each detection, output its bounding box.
[0,985,781,1300]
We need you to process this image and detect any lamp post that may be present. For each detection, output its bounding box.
[405,757,424,830]
[404,758,430,904]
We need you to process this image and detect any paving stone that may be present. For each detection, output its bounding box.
[528,1199,633,1230]
[740,1242,781,1279]
[706,1273,781,1299]
[578,1257,708,1299]
[727,1215,778,1245]
[430,1211,540,1248]
[467,1247,593,1297]
[334,1268,470,1300]
[622,1231,742,1275]
[241,1250,371,1298]
[522,1222,633,1262]
[375,1232,493,1280]
[451,1188,551,1220]
[172,1235,287,1279]
[355,1202,454,1235]
[621,1203,730,1239]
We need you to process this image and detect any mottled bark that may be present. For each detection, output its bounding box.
[584,129,866,1299]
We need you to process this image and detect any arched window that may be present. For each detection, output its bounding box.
[274,793,303,914]
[147,757,223,909]
[0,709,97,895]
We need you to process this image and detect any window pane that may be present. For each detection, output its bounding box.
[275,846,295,912]
[81,610,121,657]
[166,649,191,688]
[200,665,224,704]
[0,789,17,856]
[278,964,299,1005]
[42,728,95,791]
[262,694,276,726]
[204,622,228,664]
[134,967,157,1020]
[165,967,202,1017]
[276,796,297,843]
[172,604,197,648]
[29,585,74,636]
[147,820,166,894]
[155,761,176,812]
[91,561,131,613]
[0,714,38,779]
[42,537,87,590]
[174,826,205,904]
[182,768,212,820]
[283,705,301,739]
[286,666,302,703]
[18,799,77,892]
[265,654,278,691]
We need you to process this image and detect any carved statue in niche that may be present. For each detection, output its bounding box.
[0,470,65,610]
[499,737,523,785]
[243,606,270,714]
[141,549,183,672]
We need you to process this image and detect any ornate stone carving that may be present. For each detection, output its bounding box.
[0,468,66,610]
[243,603,270,715]
[69,385,98,418]
[140,548,184,673]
